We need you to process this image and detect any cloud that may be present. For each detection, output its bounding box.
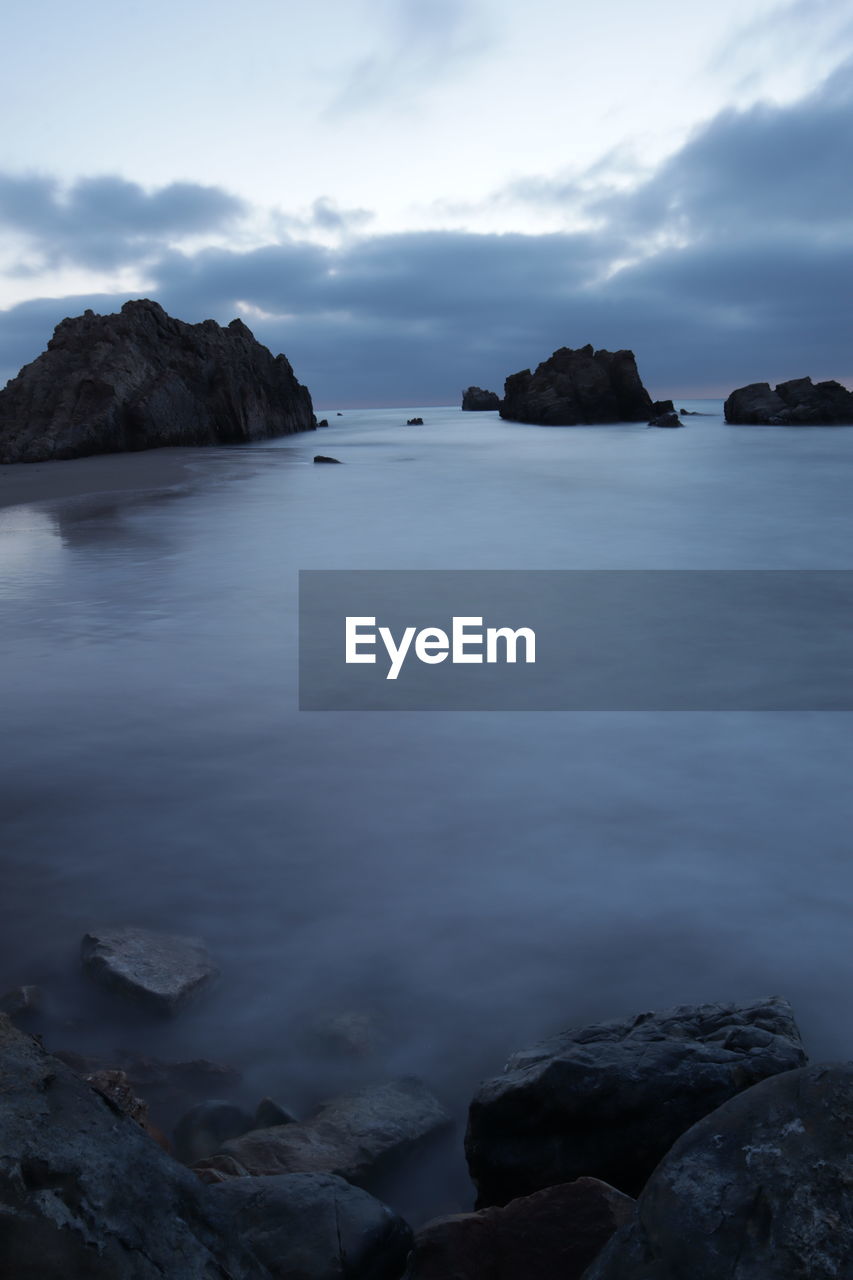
[0,174,246,271]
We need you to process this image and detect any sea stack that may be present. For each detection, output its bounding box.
[0,299,316,463]
[462,386,502,411]
[724,377,853,424]
[500,345,654,425]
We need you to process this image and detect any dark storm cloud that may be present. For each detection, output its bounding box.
[1,61,851,401]
[0,174,245,270]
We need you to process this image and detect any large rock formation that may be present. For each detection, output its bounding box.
[500,345,654,425]
[585,1063,853,1280]
[465,997,806,1205]
[0,299,315,463]
[725,376,853,424]
[462,386,502,411]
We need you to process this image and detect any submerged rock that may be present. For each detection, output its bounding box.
[254,1097,298,1128]
[725,376,853,424]
[0,299,315,463]
[462,386,502,411]
[173,1100,255,1164]
[500,345,654,425]
[207,1077,452,1187]
[648,411,683,427]
[403,1178,635,1280]
[586,1062,853,1279]
[0,984,42,1020]
[81,925,217,1015]
[210,1172,413,1280]
[0,1013,257,1278]
[466,997,806,1204]
[314,455,342,463]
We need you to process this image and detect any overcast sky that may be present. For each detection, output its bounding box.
[1,0,851,404]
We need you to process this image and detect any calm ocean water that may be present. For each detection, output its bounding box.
[2,400,853,1215]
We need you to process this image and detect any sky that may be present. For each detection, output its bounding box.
[0,0,851,404]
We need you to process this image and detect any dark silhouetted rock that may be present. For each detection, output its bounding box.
[81,925,217,1016]
[465,997,806,1205]
[648,411,683,428]
[725,376,853,424]
[0,299,315,463]
[0,984,42,1020]
[174,1100,255,1164]
[255,1097,298,1128]
[406,417,424,425]
[500,345,654,425]
[462,387,502,411]
[211,1173,413,1280]
[208,1077,452,1187]
[0,1013,259,1278]
[586,1062,853,1280]
[403,1178,634,1280]
[317,418,329,426]
[314,455,342,463]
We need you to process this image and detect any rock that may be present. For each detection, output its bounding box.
[54,1049,242,1129]
[317,418,329,426]
[648,411,683,428]
[403,1178,634,1280]
[500,345,654,425]
[462,386,502,411]
[0,984,42,1020]
[406,417,424,425]
[314,455,342,463]
[211,1173,413,1280]
[174,1100,255,1164]
[586,1062,853,1280]
[210,1077,452,1187]
[81,925,217,1015]
[465,997,806,1204]
[0,1013,259,1278]
[255,1097,298,1128]
[725,376,853,424]
[85,1068,151,1129]
[0,299,315,464]
[309,1009,384,1058]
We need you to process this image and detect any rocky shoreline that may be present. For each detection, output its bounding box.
[1,927,847,1277]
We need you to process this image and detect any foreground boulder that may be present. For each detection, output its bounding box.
[586,1062,853,1279]
[211,1173,412,1280]
[0,1013,256,1278]
[462,386,502,411]
[81,925,217,1015]
[203,1077,452,1187]
[466,997,806,1204]
[500,346,654,425]
[0,299,315,463]
[725,376,853,424]
[403,1178,634,1280]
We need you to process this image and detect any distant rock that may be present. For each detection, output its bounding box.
[648,411,683,428]
[462,386,502,411]
[465,997,806,1205]
[202,1077,452,1187]
[314,454,342,463]
[586,1063,853,1280]
[500,345,654,425]
[725,376,853,424]
[0,1013,257,1278]
[0,299,315,463]
[210,1172,413,1280]
[81,925,217,1016]
[317,418,329,426]
[403,1178,635,1280]
[406,417,424,425]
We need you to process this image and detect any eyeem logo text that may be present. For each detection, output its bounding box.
[346,616,537,680]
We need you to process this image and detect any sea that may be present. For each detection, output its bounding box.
[2,399,853,1218]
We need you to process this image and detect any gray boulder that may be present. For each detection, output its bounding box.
[465,997,806,1204]
[586,1062,853,1280]
[462,386,502,411]
[500,346,654,425]
[205,1077,452,1187]
[211,1173,413,1280]
[0,1013,256,1279]
[0,299,315,463]
[725,376,853,425]
[81,925,217,1015]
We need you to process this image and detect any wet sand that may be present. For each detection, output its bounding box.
[0,448,197,510]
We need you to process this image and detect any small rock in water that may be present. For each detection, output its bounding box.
[406,417,424,425]
[81,925,217,1015]
[255,1096,298,1128]
[310,1008,384,1058]
[174,1100,255,1163]
[648,411,683,427]
[317,418,329,426]
[314,454,342,463]
[0,984,42,1020]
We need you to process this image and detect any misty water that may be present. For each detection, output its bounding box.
[2,401,853,1219]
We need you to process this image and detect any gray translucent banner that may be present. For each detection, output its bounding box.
[298,570,853,710]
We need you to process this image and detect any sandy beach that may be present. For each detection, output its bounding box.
[0,447,198,510]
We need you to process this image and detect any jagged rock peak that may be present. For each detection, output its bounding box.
[0,298,316,463]
[500,344,655,425]
[462,386,502,411]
